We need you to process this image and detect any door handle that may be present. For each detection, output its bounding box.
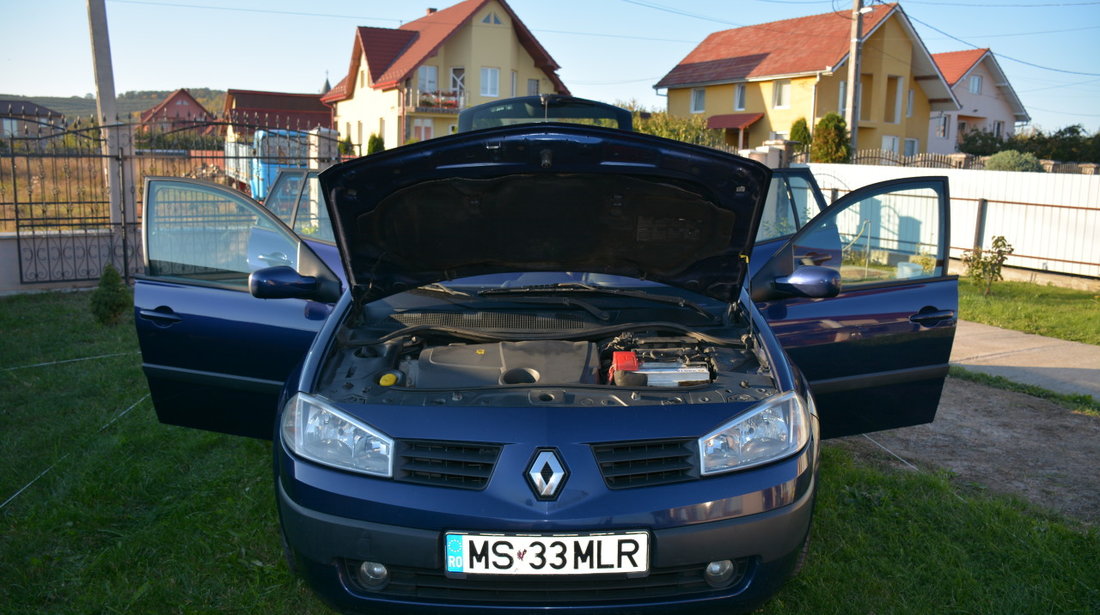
[138,308,182,326]
[257,252,290,265]
[909,309,955,326]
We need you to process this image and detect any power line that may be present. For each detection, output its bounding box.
[108,0,403,22]
[903,0,1100,6]
[907,14,1100,77]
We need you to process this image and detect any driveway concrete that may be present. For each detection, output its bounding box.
[951,320,1099,401]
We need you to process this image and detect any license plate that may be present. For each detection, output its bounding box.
[445,532,649,576]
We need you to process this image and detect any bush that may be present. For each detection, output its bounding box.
[962,236,1014,296]
[958,129,1005,156]
[985,150,1043,172]
[810,113,850,163]
[338,136,355,156]
[90,263,131,325]
[790,118,811,154]
[367,133,385,154]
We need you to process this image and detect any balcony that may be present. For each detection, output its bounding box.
[407,89,465,114]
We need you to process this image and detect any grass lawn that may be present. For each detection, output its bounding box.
[959,277,1100,345]
[2,291,1098,613]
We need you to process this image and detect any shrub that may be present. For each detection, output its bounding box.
[790,118,811,154]
[367,133,385,154]
[90,263,131,325]
[338,136,355,156]
[985,150,1043,172]
[810,113,850,163]
[962,236,1014,296]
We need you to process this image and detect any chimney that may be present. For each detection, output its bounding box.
[426,8,437,15]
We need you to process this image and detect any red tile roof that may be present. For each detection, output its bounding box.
[325,0,567,104]
[932,49,989,87]
[224,89,332,130]
[707,113,764,130]
[139,88,213,124]
[656,4,896,88]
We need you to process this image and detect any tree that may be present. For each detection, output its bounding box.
[810,113,850,163]
[985,150,1043,172]
[367,133,385,154]
[789,118,811,155]
[630,108,724,147]
[962,236,1014,296]
[90,263,131,325]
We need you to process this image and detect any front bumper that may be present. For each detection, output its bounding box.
[276,445,816,614]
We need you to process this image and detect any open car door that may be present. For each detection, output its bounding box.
[752,177,956,439]
[134,178,341,439]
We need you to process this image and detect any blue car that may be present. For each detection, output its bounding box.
[135,102,955,613]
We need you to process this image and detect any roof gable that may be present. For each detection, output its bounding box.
[326,0,567,103]
[656,4,895,88]
[224,89,332,130]
[139,88,212,123]
[933,49,988,86]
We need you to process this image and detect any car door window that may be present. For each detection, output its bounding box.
[292,174,335,242]
[793,184,943,287]
[146,179,299,289]
[263,174,303,225]
[756,172,826,242]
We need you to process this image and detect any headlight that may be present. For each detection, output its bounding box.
[699,391,810,475]
[281,393,393,477]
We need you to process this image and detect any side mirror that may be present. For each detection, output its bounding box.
[771,266,841,299]
[249,266,340,303]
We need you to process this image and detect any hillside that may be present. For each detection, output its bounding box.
[0,89,227,120]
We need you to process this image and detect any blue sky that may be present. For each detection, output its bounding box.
[2,0,1099,131]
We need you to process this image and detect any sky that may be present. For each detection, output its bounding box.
[2,0,1099,132]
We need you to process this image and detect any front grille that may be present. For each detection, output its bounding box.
[591,438,697,489]
[342,559,753,604]
[395,439,502,490]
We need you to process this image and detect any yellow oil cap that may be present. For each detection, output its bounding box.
[379,372,399,387]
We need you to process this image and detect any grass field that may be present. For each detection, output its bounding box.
[959,277,1100,345]
[1,291,1098,613]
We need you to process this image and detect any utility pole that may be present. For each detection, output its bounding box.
[87,0,133,279]
[844,0,863,153]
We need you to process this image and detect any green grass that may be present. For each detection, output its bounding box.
[959,278,1100,345]
[2,291,1098,613]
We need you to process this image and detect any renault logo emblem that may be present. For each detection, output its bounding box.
[526,449,568,501]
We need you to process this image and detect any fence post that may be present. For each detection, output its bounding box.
[973,198,988,250]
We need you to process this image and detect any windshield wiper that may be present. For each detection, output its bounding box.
[419,283,609,321]
[478,282,719,323]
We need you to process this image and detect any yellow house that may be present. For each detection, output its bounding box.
[654,3,958,155]
[322,0,569,151]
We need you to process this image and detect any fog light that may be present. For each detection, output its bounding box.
[704,559,735,588]
[356,561,390,590]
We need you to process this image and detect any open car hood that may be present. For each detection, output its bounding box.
[319,123,770,303]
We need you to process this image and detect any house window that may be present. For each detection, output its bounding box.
[690,88,706,113]
[772,80,790,109]
[527,79,540,96]
[482,11,502,24]
[904,138,919,156]
[881,135,899,153]
[418,65,437,94]
[958,121,968,137]
[359,70,365,89]
[511,70,517,97]
[906,89,914,118]
[885,76,902,123]
[734,84,746,110]
[969,75,983,94]
[935,115,949,138]
[412,118,433,141]
[451,67,465,96]
[838,80,847,117]
[481,67,500,97]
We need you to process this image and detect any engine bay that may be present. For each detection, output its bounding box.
[317,321,779,408]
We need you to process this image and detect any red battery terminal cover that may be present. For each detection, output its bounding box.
[608,350,640,382]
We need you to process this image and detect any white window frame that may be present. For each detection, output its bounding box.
[906,88,914,118]
[881,135,899,154]
[527,78,540,96]
[481,67,500,97]
[734,83,746,111]
[418,65,438,94]
[450,67,465,95]
[772,80,791,109]
[510,70,517,97]
[690,88,706,114]
[412,118,433,141]
[969,75,983,95]
[838,80,847,117]
[903,138,919,156]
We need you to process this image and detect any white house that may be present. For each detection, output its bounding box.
[927,49,1029,154]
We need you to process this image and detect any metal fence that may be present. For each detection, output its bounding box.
[1,116,339,287]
